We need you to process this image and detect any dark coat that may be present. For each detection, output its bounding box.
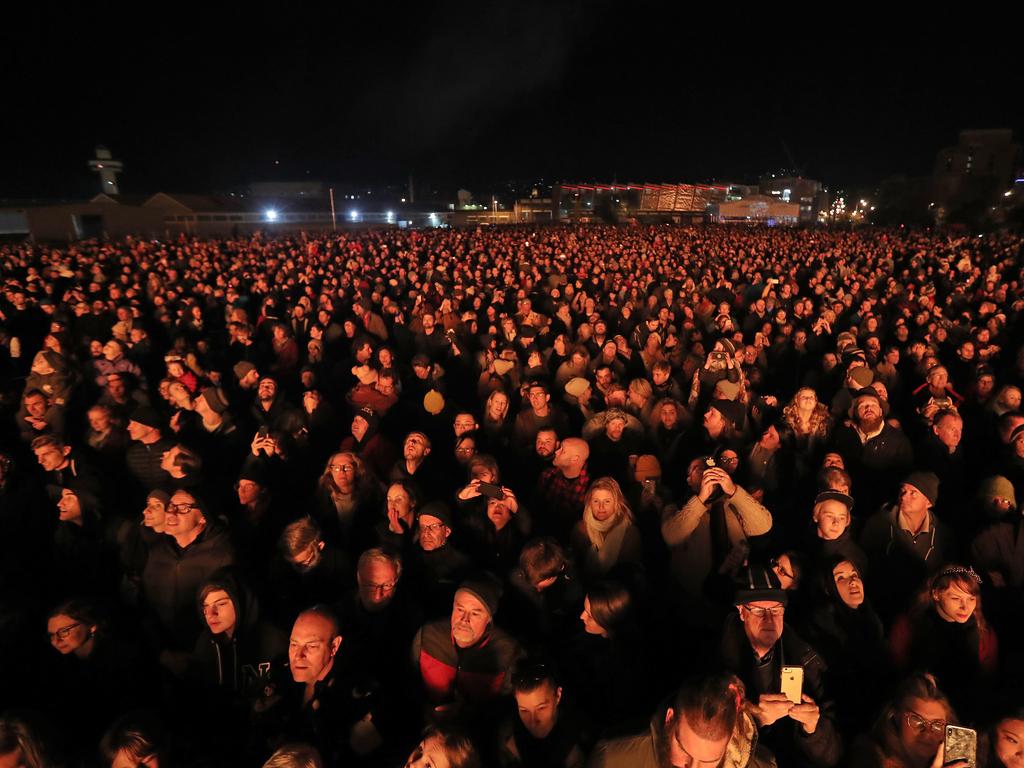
[717,615,842,768]
[141,519,236,649]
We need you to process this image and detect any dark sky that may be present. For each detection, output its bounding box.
[3,4,1020,199]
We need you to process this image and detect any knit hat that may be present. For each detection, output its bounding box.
[709,399,746,430]
[352,364,379,386]
[849,367,874,388]
[128,406,162,430]
[902,471,940,506]
[233,361,257,381]
[456,574,503,618]
[411,353,431,369]
[714,380,741,401]
[418,501,453,529]
[565,377,590,399]
[423,389,446,415]
[979,475,1016,507]
[734,564,788,606]
[354,406,379,432]
[492,358,516,376]
[238,464,264,485]
[718,338,737,356]
[200,387,229,414]
[814,490,855,512]
[634,455,661,482]
[1010,424,1024,444]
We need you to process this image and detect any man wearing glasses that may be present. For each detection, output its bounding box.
[717,565,840,768]
[141,489,236,656]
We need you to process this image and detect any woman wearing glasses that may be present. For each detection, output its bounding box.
[846,673,970,768]
[313,451,383,550]
[889,565,999,725]
[44,600,148,763]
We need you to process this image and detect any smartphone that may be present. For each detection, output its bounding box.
[643,479,655,493]
[780,666,803,704]
[944,725,977,767]
[257,426,269,438]
[477,482,505,500]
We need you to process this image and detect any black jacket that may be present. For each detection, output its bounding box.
[141,518,236,650]
[717,615,842,768]
[191,568,287,696]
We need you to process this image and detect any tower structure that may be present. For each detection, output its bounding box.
[88,146,123,194]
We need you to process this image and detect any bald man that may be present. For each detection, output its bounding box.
[277,606,382,762]
[536,437,591,539]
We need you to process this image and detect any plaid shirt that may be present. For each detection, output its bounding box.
[537,464,591,536]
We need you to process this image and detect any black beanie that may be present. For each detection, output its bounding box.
[710,398,746,431]
[457,574,503,618]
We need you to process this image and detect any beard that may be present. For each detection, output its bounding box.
[655,716,675,768]
[857,414,883,433]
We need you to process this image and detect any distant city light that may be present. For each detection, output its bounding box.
[386,211,395,223]
[264,209,278,222]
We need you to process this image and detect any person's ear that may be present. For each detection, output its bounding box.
[664,707,675,727]
[555,686,563,706]
[317,540,325,552]
[330,635,342,656]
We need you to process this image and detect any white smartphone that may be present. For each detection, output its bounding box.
[780,666,803,704]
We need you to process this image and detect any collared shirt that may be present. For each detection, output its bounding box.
[897,508,931,538]
[538,465,591,529]
[854,421,885,444]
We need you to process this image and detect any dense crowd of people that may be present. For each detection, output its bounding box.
[0,223,1022,767]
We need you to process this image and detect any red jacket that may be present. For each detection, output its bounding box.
[413,619,519,705]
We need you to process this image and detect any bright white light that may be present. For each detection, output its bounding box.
[386,211,395,222]
[1005,191,1013,197]
[265,209,278,222]
[350,210,359,221]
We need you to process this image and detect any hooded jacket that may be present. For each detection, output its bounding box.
[191,567,287,695]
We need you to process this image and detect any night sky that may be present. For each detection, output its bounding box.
[4,4,1020,199]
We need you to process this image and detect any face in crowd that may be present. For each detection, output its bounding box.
[451,590,490,648]
[288,611,341,686]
